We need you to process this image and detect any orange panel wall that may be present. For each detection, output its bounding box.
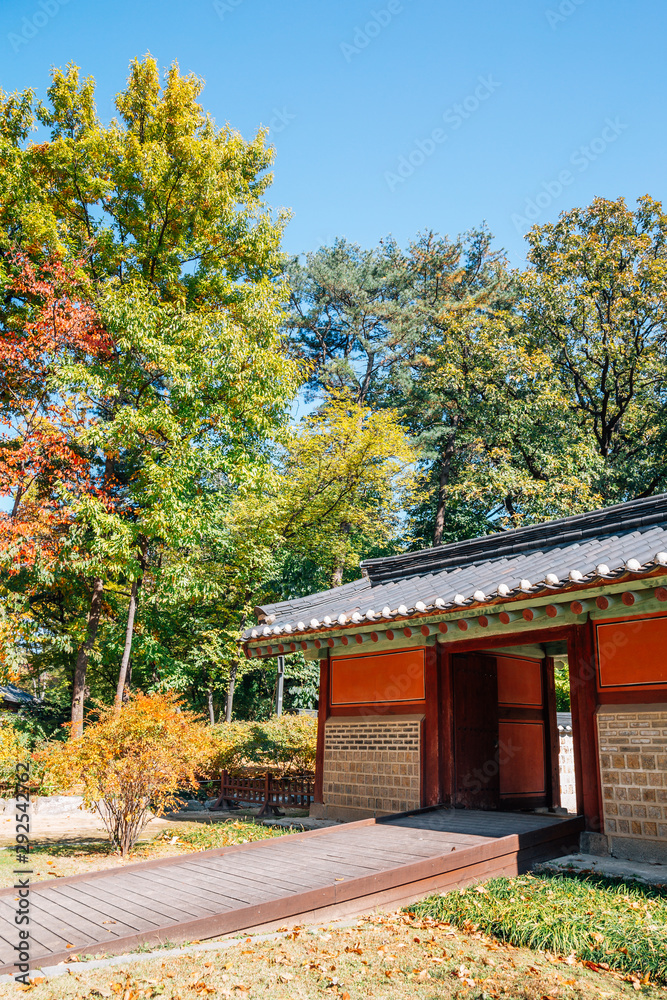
[597,615,667,689]
[330,649,426,706]
[498,721,546,797]
[496,655,543,706]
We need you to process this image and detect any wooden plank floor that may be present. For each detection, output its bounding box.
[0,809,583,973]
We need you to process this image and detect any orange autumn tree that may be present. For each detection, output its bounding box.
[43,692,215,856]
[0,256,109,569]
[0,256,112,689]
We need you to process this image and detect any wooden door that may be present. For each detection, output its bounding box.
[496,654,551,809]
[452,654,499,809]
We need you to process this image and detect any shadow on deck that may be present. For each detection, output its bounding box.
[0,808,583,974]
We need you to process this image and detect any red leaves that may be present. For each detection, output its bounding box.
[0,254,111,571]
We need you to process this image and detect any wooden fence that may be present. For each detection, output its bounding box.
[211,770,315,816]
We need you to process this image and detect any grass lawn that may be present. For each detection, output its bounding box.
[0,819,298,887]
[411,871,667,985]
[2,909,664,998]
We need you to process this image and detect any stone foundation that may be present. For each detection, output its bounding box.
[597,704,667,864]
[312,714,422,820]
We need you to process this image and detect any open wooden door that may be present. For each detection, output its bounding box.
[496,654,551,809]
[452,653,499,809]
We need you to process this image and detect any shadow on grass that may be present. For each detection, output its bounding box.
[544,866,667,898]
[30,838,133,858]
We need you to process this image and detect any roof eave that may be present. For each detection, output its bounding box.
[244,569,667,658]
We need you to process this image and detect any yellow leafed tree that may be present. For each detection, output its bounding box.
[276,392,422,586]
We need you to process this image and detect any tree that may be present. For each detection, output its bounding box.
[286,229,541,545]
[67,284,299,705]
[286,238,415,404]
[274,392,421,587]
[0,256,108,572]
[403,305,603,542]
[3,58,283,301]
[405,198,667,535]
[123,513,280,723]
[394,229,515,543]
[0,57,300,729]
[521,195,667,502]
[0,257,114,715]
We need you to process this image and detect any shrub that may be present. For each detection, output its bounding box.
[209,720,253,774]
[246,714,317,774]
[41,692,215,856]
[0,713,69,796]
[0,715,30,786]
[210,714,317,776]
[8,698,72,745]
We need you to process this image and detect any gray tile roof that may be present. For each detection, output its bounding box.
[245,494,667,640]
[557,712,573,733]
[0,684,39,706]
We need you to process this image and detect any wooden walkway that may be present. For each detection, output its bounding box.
[0,809,582,973]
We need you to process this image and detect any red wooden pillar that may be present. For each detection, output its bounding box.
[314,657,329,805]
[422,644,441,806]
[438,645,455,807]
[567,621,602,831]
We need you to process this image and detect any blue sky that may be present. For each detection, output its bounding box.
[0,0,663,266]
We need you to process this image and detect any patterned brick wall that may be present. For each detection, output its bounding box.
[597,706,667,856]
[321,715,422,817]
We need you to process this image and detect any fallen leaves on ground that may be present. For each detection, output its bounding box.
[4,908,665,1000]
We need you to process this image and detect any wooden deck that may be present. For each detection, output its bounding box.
[0,808,583,974]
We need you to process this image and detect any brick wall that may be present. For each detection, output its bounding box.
[558,730,576,813]
[315,715,422,820]
[597,704,667,863]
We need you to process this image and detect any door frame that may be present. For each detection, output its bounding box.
[438,638,565,812]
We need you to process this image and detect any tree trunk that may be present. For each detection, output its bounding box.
[114,539,148,714]
[207,689,215,726]
[124,657,133,703]
[225,662,238,723]
[275,656,285,716]
[433,425,459,546]
[114,576,141,713]
[505,493,519,528]
[71,577,104,738]
[330,521,351,586]
[331,555,345,588]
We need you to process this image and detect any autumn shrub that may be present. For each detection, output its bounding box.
[210,715,317,776]
[41,692,215,856]
[0,715,30,786]
[0,706,73,796]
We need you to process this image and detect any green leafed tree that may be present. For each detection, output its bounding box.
[0,56,301,732]
[521,195,667,503]
[286,237,416,404]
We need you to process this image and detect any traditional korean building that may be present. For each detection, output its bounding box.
[243,495,667,864]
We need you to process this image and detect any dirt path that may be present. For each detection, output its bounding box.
[0,809,175,848]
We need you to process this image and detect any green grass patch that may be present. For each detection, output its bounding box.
[155,818,298,851]
[410,871,667,984]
